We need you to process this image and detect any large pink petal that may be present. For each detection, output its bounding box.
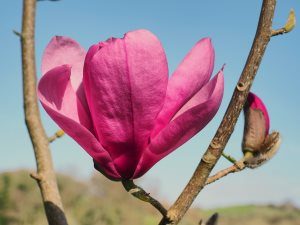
[152,38,215,136]
[83,42,103,126]
[41,36,88,109]
[38,65,120,180]
[83,30,168,178]
[133,71,224,178]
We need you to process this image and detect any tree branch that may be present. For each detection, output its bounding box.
[122,180,167,217]
[159,1,276,224]
[205,160,246,186]
[20,0,68,224]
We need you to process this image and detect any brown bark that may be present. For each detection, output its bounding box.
[205,160,246,186]
[20,0,68,224]
[159,0,276,224]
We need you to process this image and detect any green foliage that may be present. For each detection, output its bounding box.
[0,174,11,210]
[0,170,299,225]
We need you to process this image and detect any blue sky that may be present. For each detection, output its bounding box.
[0,0,299,208]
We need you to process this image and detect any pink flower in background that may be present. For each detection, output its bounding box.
[38,29,224,180]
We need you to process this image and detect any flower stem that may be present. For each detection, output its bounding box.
[221,152,237,164]
[121,180,167,217]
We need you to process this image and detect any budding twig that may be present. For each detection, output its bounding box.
[206,133,281,185]
[48,130,65,143]
[272,9,296,36]
[121,180,167,218]
[221,152,237,164]
[205,159,246,186]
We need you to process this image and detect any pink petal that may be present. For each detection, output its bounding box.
[247,92,270,134]
[83,42,105,125]
[42,36,88,109]
[133,71,224,178]
[83,29,168,178]
[152,38,215,136]
[42,36,86,90]
[38,65,120,180]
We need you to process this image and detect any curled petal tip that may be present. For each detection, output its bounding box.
[221,64,226,71]
[198,37,213,47]
[203,37,212,42]
[52,36,73,45]
[54,35,62,40]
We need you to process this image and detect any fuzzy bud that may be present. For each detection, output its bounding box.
[242,93,281,169]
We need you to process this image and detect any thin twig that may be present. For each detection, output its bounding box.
[13,30,23,37]
[19,0,68,224]
[271,28,287,36]
[206,135,282,185]
[122,180,168,218]
[221,152,237,164]
[48,130,65,143]
[205,160,246,185]
[159,1,276,224]
[272,8,296,36]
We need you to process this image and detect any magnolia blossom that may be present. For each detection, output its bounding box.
[38,29,224,180]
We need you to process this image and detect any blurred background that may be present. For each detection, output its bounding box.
[0,1,299,224]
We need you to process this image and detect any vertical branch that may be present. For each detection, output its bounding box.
[159,0,276,224]
[20,0,68,224]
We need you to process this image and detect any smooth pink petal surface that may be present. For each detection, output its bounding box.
[83,30,168,178]
[38,65,120,180]
[83,42,101,99]
[134,71,224,178]
[247,92,270,134]
[152,38,215,136]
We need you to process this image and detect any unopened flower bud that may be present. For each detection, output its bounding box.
[242,93,281,169]
[242,93,270,154]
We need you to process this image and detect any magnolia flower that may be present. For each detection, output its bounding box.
[38,29,224,180]
[242,92,281,168]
